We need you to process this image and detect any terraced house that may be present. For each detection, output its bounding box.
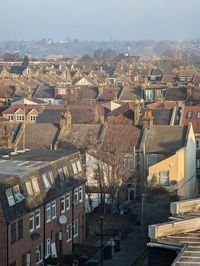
[0,149,86,266]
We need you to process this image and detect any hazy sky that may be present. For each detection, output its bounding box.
[0,0,199,41]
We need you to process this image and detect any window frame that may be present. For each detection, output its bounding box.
[36,244,42,264]
[66,193,70,211]
[66,224,72,242]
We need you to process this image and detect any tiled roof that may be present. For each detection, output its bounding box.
[144,125,188,154]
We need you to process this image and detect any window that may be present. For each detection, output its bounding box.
[66,224,72,242]
[66,193,70,210]
[74,189,79,205]
[147,155,157,165]
[48,171,55,185]
[25,181,34,196]
[197,159,200,169]
[73,219,78,237]
[159,171,169,186]
[6,188,15,206]
[22,252,31,266]
[30,115,37,121]
[32,177,40,193]
[8,115,13,121]
[60,196,65,214]
[11,222,16,244]
[72,162,78,175]
[13,185,25,202]
[29,209,40,232]
[51,201,56,219]
[58,168,65,181]
[36,244,42,264]
[187,111,193,118]
[197,139,200,149]
[29,213,34,232]
[76,161,82,172]
[16,115,25,121]
[63,166,68,177]
[42,174,51,190]
[197,112,200,119]
[18,219,23,239]
[79,186,83,203]
[46,204,51,223]
[45,238,51,258]
[58,88,66,95]
[35,209,40,229]
[71,160,82,175]
[146,90,153,101]
[46,201,56,222]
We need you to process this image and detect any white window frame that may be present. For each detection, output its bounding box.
[74,189,79,205]
[35,209,40,229]
[51,201,56,220]
[66,224,72,242]
[45,238,51,258]
[66,193,70,211]
[8,115,13,121]
[30,115,37,121]
[73,219,78,238]
[197,112,200,119]
[79,186,83,203]
[46,203,51,223]
[147,155,157,164]
[187,111,193,118]
[159,171,169,186]
[5,188,15,206]
[58,168,65,181]
[16,115,25,121]
[25,181,34,196]
[72,162,78,175]
[63,166,68,177]
[60,196,65,214]
[29,212,34,233]
[42,174,51,190]
[36,243,42,264]
[31,177,40,194]
[48,171,55,185]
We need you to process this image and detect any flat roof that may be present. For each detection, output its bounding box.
[0,149,79,176]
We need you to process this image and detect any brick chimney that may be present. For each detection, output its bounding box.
[60,111,72,129]
[142,110,154,130]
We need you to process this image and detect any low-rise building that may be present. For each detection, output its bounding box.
[0,149,86,266]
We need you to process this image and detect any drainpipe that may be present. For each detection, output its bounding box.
[7,222,9,266]
[43,204,46,265]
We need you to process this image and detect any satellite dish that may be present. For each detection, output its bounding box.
[59,215,67,225]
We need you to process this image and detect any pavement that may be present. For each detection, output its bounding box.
[103,226,147,266]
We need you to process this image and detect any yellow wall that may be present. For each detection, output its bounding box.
[149,124,197,199]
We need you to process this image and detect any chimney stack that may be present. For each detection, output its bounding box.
[60,111,72,129]
[142,110,154,130]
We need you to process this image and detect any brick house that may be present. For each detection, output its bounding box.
[0,149,86,266]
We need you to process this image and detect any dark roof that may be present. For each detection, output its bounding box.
[17,123,59,149]
[144,125,187,154]
[119,86,141,101]
[9,66,26,75]
[164,87,187,101]
[34,85,55,98]
[101,124,142,153]
[138,108,173,125]
[37,109,62,124]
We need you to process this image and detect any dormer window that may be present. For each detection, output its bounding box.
[16,115,25,121]
[32,177,40,193]
[72,160,82,175]
[187,111,192,118]
[6,188,15,206]
[25,177,40,196]
[42,174,51,190]
[5,185,25,206]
